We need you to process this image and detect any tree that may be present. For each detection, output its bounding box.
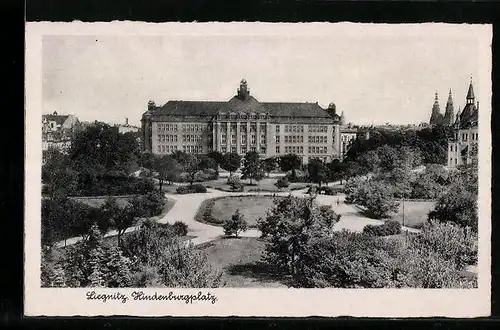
[307,158,328,187]
[346,178,399,219]
[220,152,241,176]
[279,154,302,181]
[43,223,133,288]
[122,222,224,287]
[262,157,277,177]
[241,151,264,185]
[110,204,138,246]
[327,159,347,184]
[153,155,181,193]
[223,209,248,238]
[257,195,340,276]
[174,152,202,186]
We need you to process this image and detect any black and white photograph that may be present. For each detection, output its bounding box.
[25,22,491,317]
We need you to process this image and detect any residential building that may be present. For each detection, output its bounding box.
[141,79,355,163]
[42,111,80,153]
[447,80,479,167]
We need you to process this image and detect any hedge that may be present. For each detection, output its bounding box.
[363,220,402,237]
[176,184,207,194]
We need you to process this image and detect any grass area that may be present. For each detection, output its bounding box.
[390,200,436,228]
[196,195,280,227]
[197,237,288,288]
[204,177,309,192]
[73,196,131,208]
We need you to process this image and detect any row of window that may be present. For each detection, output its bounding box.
[284,135,304,144]
[157,134,178,143]
[220,146,265,154]
[182,124,205,132]
[221,134,266,145]
[157,123,179,132]
[309,146,328,154]
[284,125,304,133]
[157,145,178,153]
[309,125,328,133]
[308,135,328,144]
[182,145,204,154]
[218,113,267,120]
[182,134,202,143]
[284,146,304,154]
[219,123,267,132]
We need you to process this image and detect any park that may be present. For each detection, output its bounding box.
[40,122,478,289]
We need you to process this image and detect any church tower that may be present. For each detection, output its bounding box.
[466,78,475,105]
[443,89,455,126]
[429,91,444,125]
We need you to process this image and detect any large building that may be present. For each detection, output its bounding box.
[447,80,479,167]
[42,111,80,153]
[141,79,356,163]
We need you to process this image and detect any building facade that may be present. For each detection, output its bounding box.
[42,111,80,153]
[447,80,479,167]
[141,79,355,163]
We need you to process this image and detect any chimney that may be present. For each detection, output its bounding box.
[125,117,129,126]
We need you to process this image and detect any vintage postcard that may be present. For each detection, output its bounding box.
[25,22,492,317]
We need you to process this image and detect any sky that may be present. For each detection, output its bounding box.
[41,23,486,127]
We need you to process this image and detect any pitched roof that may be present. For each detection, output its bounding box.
[150,97,332,119]
[43,114,70,126]
[458,103,478,129]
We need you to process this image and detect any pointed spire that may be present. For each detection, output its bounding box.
[340,111,345,125]
[467,77,475,102]
[443,89,454,126]
[435,91,439,102]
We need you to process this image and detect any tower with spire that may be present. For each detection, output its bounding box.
[443,89,455,125]
[429,91,444,125]
[339,111,345,126]
[447,77,479,168]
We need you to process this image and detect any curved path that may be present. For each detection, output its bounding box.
[56,186,419,248]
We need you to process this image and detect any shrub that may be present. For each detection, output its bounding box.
[172,221,189,236]
[227,175,244,192]
[192,183,207,193]
[176,184,207,194]
[274,177,290,189]
[363,220,402,237]
[203,168,219,180]
[223,209,248,238]
[176,186,188,194]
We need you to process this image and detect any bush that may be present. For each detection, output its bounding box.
[363,220,402,237]
[274,177,290,189]
[172,221,189,236]
[176,184,207,194]
[227,175,244,192]
[223,209,248,237]
[130,192,166,217]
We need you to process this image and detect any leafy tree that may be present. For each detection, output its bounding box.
[172,152,202,186]
[241,151,264,185]
[207,151,224,166]
[428,183,478,232]
[307,158,328,187]
[153,155,181,193]
[258,195,340,276]
[262,157,277,177]
[138,152,155,170]
[327,159,347,184]
[223,209,248,238]
[220,152,241,176]
[346,178,399,219]
[279,154,302,181]
[123,222,224,287]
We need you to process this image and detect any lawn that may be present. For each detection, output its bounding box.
[204,177,309,192]
[390,200,436,229]
[73,196,131,208]
[197,237,288,288]
[198,195,279,227]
